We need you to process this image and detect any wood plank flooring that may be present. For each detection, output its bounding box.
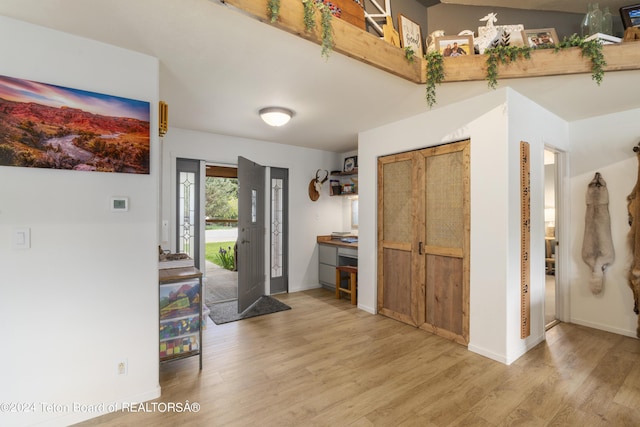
[76,288,640,426]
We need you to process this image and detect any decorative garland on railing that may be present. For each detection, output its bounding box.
[267,0,280,23]
[485,45,532,89]
[555,34,606,85]
[426,34,606,107]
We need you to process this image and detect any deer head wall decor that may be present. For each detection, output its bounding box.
[308,169,329,202]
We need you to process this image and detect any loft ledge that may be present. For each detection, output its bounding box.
[223,0,640,84]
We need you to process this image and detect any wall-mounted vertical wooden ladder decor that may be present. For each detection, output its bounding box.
[520,141,531,339]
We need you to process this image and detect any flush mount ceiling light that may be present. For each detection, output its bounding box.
[259,107,293,127]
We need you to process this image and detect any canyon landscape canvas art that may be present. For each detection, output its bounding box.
[0,75,150,174]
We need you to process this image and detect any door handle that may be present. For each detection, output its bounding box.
[419,241,423,255]
[242,239,250,244]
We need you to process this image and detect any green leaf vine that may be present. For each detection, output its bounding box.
[404,46,416,63]
[299,0,334,60]
[302,0,315,32]
[425,51,444,108]
[485,45,532,89]
[555,34,606,85]
[317,2,334,60]
[267,0,281,23]
[485,34,606,90]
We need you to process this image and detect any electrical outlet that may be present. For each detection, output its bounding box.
[117,359,128,375]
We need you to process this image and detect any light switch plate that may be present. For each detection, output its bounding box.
[13,227,30,249]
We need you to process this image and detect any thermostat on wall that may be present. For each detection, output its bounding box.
[110,197,129,212]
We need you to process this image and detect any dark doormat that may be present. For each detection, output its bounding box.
[209,295,291,325]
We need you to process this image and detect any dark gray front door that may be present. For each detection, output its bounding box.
[237,156,265,313]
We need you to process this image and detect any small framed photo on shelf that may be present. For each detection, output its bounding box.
[521,28,559,48]
[343,156,358,173]
[620,4,640,29]
[398,14,423,57]
[434,35,474,57]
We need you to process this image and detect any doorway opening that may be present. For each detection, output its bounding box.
[200,163,290,309]
[544,148,560,330]
[204,164,239,305]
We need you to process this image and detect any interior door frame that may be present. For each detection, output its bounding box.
[545,146,569,323]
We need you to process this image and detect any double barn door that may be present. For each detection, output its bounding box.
[377,140,470,345]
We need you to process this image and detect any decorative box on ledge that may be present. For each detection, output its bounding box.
[318,0,365,30]
[158,247,194,269]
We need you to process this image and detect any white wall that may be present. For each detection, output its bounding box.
[569,109,640,337]
[160,127,343,293]
[358,88,570,364]
[506,90,570,362]
[0,17,160,426]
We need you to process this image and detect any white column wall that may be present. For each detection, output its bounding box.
[358,88,571,363]
[506,89,570,362]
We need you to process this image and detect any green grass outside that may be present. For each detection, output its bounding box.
[205,241,236,268]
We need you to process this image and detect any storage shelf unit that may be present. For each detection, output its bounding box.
[159,266,203,369]
[330,170,358,196]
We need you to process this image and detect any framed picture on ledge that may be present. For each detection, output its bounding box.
[434,35,474,57]
[398,14,423,57]
[620,4,640,29]
[522,28,559,48]
[343,156,357,173]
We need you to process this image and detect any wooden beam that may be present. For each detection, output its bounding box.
[438,42,640,83]
[206,165,237,178]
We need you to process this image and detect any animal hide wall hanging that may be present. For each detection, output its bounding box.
[581,172,615,295]
[627,146,640,337]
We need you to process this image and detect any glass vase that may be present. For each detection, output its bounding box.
[581,3,594,37]
[589,3,603,36]
[601,7,613,36]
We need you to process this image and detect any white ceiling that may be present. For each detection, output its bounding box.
[0,0,637,152]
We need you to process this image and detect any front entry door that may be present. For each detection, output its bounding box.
[237,156,266,313]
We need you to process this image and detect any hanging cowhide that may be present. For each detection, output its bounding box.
[581,172,615,296]
[627,148,640,338]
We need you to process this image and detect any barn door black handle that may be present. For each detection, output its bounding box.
[419,241,423,255]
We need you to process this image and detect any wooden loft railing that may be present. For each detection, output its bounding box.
[223,0,422,82]
[223,0,640,84]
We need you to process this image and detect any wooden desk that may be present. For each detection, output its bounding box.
[317,236,357,290]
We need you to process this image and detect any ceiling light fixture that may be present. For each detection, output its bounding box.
[259,107,293,127]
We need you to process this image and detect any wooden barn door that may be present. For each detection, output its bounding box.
[419,141,470,345]
[377,151,422,326]
[378,140,470,345]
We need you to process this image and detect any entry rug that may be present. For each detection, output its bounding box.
[209,295,291,325]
